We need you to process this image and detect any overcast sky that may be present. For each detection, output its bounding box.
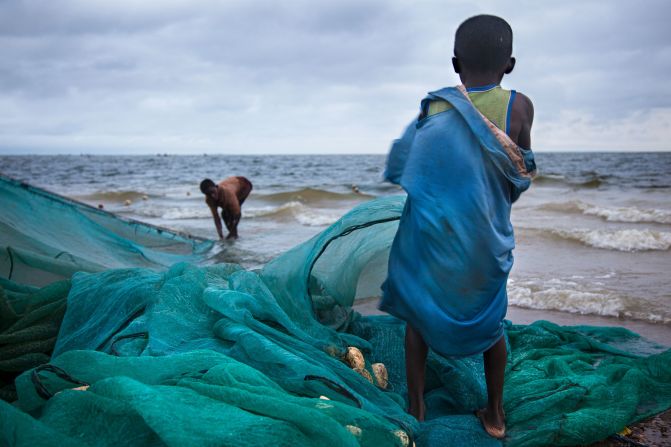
[0,0,669,154]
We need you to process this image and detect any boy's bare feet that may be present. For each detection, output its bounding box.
[476,407,506,439]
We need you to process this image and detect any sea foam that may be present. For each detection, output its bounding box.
[131,207,210,220]
[508,277,669,323]
[542,200,671,224]
[551,228,671,251]
[508,278,624,318]
[245,201,342,226]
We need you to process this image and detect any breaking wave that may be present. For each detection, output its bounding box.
[243,202,304,218]
[245,201,342,226]
[549,228,671,251]
[130,207,210,220]
[508,278,623,318]
[77,190,156,203]
[507,278,669,323]
[541,201,671,224]
[255,188,375,204]
[129,201,343,227]
[533,174,605,188]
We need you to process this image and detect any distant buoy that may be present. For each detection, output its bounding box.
[186,191,191,196]
[124,199,132,206]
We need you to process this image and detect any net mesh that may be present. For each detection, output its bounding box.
[0,174,214,286]
[0,180,670,446]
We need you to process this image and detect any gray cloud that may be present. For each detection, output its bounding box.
[0,0,669,153]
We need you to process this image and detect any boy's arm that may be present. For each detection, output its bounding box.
[511,92,536,177]
[510,92,534,149]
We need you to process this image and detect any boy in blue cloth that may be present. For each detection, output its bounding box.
[379,15,535,439]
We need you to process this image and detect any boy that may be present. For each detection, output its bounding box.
[379,15,535,439]
[200,176,253,239]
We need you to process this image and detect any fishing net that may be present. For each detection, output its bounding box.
[0,181,670,446]
[0,278,70,402]
[0,174,214,287]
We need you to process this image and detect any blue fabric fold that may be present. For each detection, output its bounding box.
[380,86,535,357]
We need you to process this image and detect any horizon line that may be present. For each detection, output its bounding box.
[1,149,670,156]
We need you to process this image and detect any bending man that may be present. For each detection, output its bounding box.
[200,176,253,239]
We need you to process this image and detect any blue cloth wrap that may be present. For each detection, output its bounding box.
[380,87,535,357]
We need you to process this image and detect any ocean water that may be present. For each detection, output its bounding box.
[1,153,670,326]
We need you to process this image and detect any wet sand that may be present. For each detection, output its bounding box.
[588,409,671,446]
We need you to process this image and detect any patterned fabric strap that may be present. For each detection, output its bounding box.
[456,84,534,179]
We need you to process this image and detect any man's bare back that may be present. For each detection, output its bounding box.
[200,176,253,239]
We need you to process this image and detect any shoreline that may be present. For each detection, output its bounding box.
[353,298,671,347]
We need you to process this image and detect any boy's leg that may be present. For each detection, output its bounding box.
[405,323,428,421]
[479,335,506,437]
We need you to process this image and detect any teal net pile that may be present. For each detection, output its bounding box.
[0,278,70,402]
[0,174,214,287]
[1,187,670,446]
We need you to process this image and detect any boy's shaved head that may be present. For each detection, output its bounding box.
[454,15,513,74]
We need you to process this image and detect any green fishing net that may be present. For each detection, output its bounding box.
[0,278,70,402]
[0,178,670,446]
[0,175,213,287]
